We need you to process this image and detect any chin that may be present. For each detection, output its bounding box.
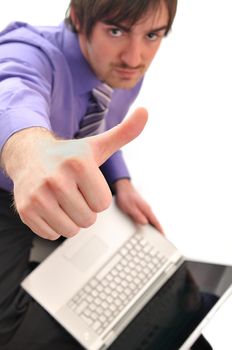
[107,78,140,90]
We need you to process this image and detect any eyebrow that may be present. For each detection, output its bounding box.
[103,20,168,34]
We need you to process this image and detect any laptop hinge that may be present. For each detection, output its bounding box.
[102,330,115,345]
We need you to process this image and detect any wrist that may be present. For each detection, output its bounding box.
[1,127,54,181]
[113,178,132,193]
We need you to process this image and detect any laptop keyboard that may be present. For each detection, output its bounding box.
[67,233,167,336]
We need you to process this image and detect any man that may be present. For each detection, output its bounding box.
[0,0,173,241]
[0,1,211,349]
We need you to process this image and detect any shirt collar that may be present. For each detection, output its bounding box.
[61,23,101,95]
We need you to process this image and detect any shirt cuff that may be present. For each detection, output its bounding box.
[100,150,131,185]
[0,108,51,151]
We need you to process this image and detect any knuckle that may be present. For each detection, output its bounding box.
[18,204,32,224]
[62,227,80,238]
[94,192,112,213]
[44,177,71,199]
[81,212,97,228]
[50,235,61,241]
[30,192,43,206]
[44,176,61,192]
[23,190,46,210]
[66,232,76,238]
[65,158,87,175]
[44,233,61,241]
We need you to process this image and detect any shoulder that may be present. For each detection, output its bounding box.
[0,22,65,68]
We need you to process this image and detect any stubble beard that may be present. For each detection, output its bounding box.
[103,63,146,89]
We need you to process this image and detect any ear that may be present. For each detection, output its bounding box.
[70,4,80,31]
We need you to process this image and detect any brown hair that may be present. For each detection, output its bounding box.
[65,0,178,38]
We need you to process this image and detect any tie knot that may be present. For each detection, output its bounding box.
[92,83,113,109]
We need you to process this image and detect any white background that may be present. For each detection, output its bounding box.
[0,0,231,348]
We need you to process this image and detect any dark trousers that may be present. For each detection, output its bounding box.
[0,188,212,350]
[0,188,80,350]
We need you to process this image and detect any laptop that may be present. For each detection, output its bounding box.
[21,199,232,350]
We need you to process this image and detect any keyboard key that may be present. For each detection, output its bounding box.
[96,254,121,280]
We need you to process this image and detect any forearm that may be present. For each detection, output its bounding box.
[0,127,55,182]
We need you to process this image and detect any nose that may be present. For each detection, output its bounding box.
[120,38,143,68]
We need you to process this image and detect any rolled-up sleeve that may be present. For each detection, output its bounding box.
[0,43,53,151]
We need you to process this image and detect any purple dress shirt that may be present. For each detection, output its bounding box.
[0,22,143,192]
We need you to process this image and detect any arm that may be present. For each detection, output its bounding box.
[1,108,148,240]
[101,87,163,233]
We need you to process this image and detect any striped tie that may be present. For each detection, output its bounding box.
[75,83,113,138]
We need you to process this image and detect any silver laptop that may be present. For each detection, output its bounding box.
[21,199,232,350]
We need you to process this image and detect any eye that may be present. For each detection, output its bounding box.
[147,32,159,41]
[109,28,123,37]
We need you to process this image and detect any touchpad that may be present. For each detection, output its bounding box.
[69,236,108,272]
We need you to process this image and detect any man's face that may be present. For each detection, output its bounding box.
[78,3,169,89]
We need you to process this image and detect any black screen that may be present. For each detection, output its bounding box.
[109,260,232,350]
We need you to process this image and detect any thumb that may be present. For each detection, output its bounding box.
[89,107,148,166]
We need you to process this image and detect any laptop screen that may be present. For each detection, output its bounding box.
[108,260,232,350]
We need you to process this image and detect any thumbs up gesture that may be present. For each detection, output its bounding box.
[4,108,148,240]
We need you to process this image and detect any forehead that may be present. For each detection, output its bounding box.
[104,2,169,32]
[134,3,169,29]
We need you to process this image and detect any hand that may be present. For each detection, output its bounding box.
[114,179,164,234]
[2,108,148,240]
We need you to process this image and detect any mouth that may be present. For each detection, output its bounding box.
[114,67,141,79]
